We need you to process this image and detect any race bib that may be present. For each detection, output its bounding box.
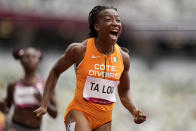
[83,76,119,104]
[14,86,39,106]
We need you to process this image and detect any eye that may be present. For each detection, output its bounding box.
[116,17,121,23]
[116,19,121,23]
[104,17,112,22]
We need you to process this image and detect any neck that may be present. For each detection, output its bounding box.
[24,70,38,85]
[95,37,114,55]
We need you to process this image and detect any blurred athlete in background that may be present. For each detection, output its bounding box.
[0,47,57,131]
[35,5,146,131]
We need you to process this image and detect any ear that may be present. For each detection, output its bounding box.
[94,23,100,32]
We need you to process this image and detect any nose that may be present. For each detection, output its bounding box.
[112,19,118,25]
[27,56,35,64]
[112,19,121,27]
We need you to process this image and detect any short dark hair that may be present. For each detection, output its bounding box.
[88,5,117,38]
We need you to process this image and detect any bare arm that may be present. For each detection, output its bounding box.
[47,92,57,118]
[34,42,86,117]
[118,51,137,114]
[118,50,146,124]
[0,83,15,114]
[34,83,57,118]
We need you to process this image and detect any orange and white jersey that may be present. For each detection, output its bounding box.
[65,38,124,128]
[76,38,124,105]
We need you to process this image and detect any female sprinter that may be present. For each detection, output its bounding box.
[0,47,57,131]
[35,5,146,131]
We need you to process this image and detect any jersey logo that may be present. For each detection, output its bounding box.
[113,57,118,62]
[92,55,100,59]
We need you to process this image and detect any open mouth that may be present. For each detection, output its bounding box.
[110,31,118,36]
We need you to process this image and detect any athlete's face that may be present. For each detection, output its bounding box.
[95,9,122,43]
[21,48,40,72]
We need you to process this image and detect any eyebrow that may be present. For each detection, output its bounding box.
[103,15,120,17]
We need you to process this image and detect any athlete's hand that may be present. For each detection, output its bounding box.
[133,110,146,124]
[34,106,47,118]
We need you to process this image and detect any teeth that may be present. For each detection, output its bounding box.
[110,32,118,36]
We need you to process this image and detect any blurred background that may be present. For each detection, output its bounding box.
[0,0,196,131]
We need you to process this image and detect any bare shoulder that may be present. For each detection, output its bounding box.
[6,81,17,94]
[65,40,87,56]
[119,47,130,71]
[64,39,87,64]
[67,40,87,50]
[8,82,16,89]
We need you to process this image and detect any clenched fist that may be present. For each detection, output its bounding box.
[133,110,146,124]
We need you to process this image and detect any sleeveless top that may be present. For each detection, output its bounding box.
[73,37,124,110]
[13,77,44,109]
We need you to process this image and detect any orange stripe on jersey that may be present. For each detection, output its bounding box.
[65,38,124,129]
